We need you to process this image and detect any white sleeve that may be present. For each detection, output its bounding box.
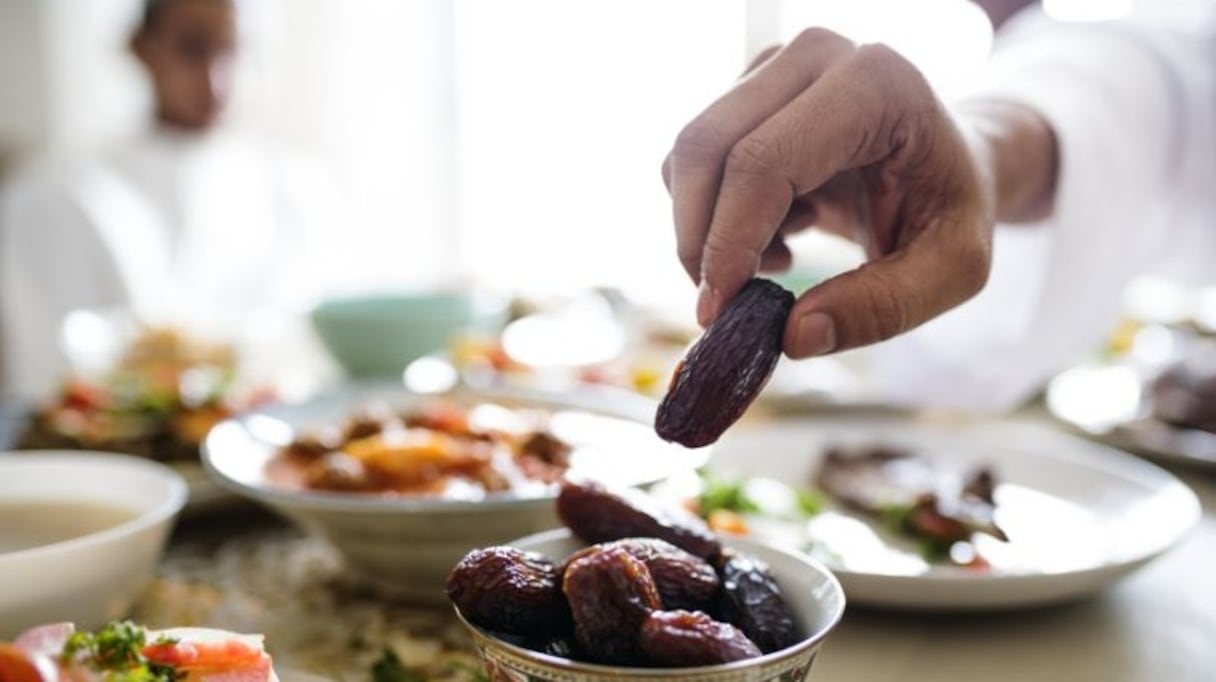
[0,169,131,399]
[869,3,1216,412]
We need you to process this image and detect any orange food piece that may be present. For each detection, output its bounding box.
[143,637,271,682]
[706,509,749,535]
[0,645,44,682]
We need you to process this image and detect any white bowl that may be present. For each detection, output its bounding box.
[0,451,187,637]
[202,384,708,604]
[454,529,846,681]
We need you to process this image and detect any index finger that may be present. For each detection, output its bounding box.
[668,29,854,287]
[697,45,927,322]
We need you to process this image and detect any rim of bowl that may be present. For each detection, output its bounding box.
[0,450,188,561]
[451,528,847,676]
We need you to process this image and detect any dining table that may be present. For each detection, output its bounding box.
[1,401,1213,682]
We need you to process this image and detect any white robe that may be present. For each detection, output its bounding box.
[0,127,334,399]
[872,1,1216,411]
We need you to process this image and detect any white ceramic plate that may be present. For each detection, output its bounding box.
[1046,362,1216,469]
[677,416,1200,611]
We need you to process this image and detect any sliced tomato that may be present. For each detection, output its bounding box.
[142,638,266,669]
[0,645,46,682]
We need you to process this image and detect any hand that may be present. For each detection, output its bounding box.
[662,29,995,358]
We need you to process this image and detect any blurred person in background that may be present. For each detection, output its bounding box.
[0,0,335,399]
[664,0,1215,410]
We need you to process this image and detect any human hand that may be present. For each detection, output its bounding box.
[662,29,995,358]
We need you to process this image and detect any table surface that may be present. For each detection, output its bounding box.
[3,405,1214,682]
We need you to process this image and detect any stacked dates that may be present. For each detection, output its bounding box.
[446,480,800,667]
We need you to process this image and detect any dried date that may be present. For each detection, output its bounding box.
[446,547,569,634]
[557,480,721,561]
[715,549,799,654]
[655,278,793,448]
[638,610,762,667]
[560,538,719,613]
[563,546,662,665]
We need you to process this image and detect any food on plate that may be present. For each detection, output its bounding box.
[449,482,803,668]
[0,621,273,682]
[17,327,266,462]
[813,445,1008,561]
[690,469,823,536]
[679,446,1006,569]
[655,278,793,448]
[1150,346,1216,433]
[556,480,721,561]
[268,401,572,497]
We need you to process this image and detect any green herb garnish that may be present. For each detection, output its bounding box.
[61,622,181,682]
[697,470,824,520]
[696,471,761,516]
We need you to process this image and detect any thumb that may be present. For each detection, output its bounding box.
[783,217,991,357]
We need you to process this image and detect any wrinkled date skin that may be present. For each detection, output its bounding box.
[559,538,720,613]
[638,610,762,667]
[655,279,794,448]
[557,480,721,561]
[446,547,569,635]
[716,549,800,654]
[563,546,662,665]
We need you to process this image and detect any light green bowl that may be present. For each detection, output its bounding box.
[310,292,504,377]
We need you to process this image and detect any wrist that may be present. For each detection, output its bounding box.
[953,99,1058,223]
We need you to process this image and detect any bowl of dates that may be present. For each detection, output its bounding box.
[446,481,845,680]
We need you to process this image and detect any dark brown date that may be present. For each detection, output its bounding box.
[638,610,762,667]
[560,538,719,613]
[557,480,721,561]
[715,549,800,654]
[445,547,569,635]
[655,278,793,448]
[563,546,662,665]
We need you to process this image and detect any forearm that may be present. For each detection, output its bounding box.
[956,99,1059,224]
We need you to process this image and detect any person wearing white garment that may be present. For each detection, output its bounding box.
[0,0,333,398]
[662,0,1215,411]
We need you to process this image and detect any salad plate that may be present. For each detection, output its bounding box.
[657,416,1201,611]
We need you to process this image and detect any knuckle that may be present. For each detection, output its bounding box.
[851,42,903,72]
[789,27,850,53]
[673,119,727,167]
[723,135,779,180]
[953,236,992,298]
[859,268,915,342]
[704,230,761,261]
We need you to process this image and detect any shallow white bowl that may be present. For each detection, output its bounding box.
[0,451,187,637]
[454,529,846,681]
[202,384,707,604]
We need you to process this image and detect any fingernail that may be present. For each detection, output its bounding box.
[794,312,837,357]
[697,282,721,327]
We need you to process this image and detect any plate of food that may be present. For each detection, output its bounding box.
[651,416,1201,611]
[1046,337,1216,469]
[14,324,275,514]
[0,620,281,682]
[202,382,708,602]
